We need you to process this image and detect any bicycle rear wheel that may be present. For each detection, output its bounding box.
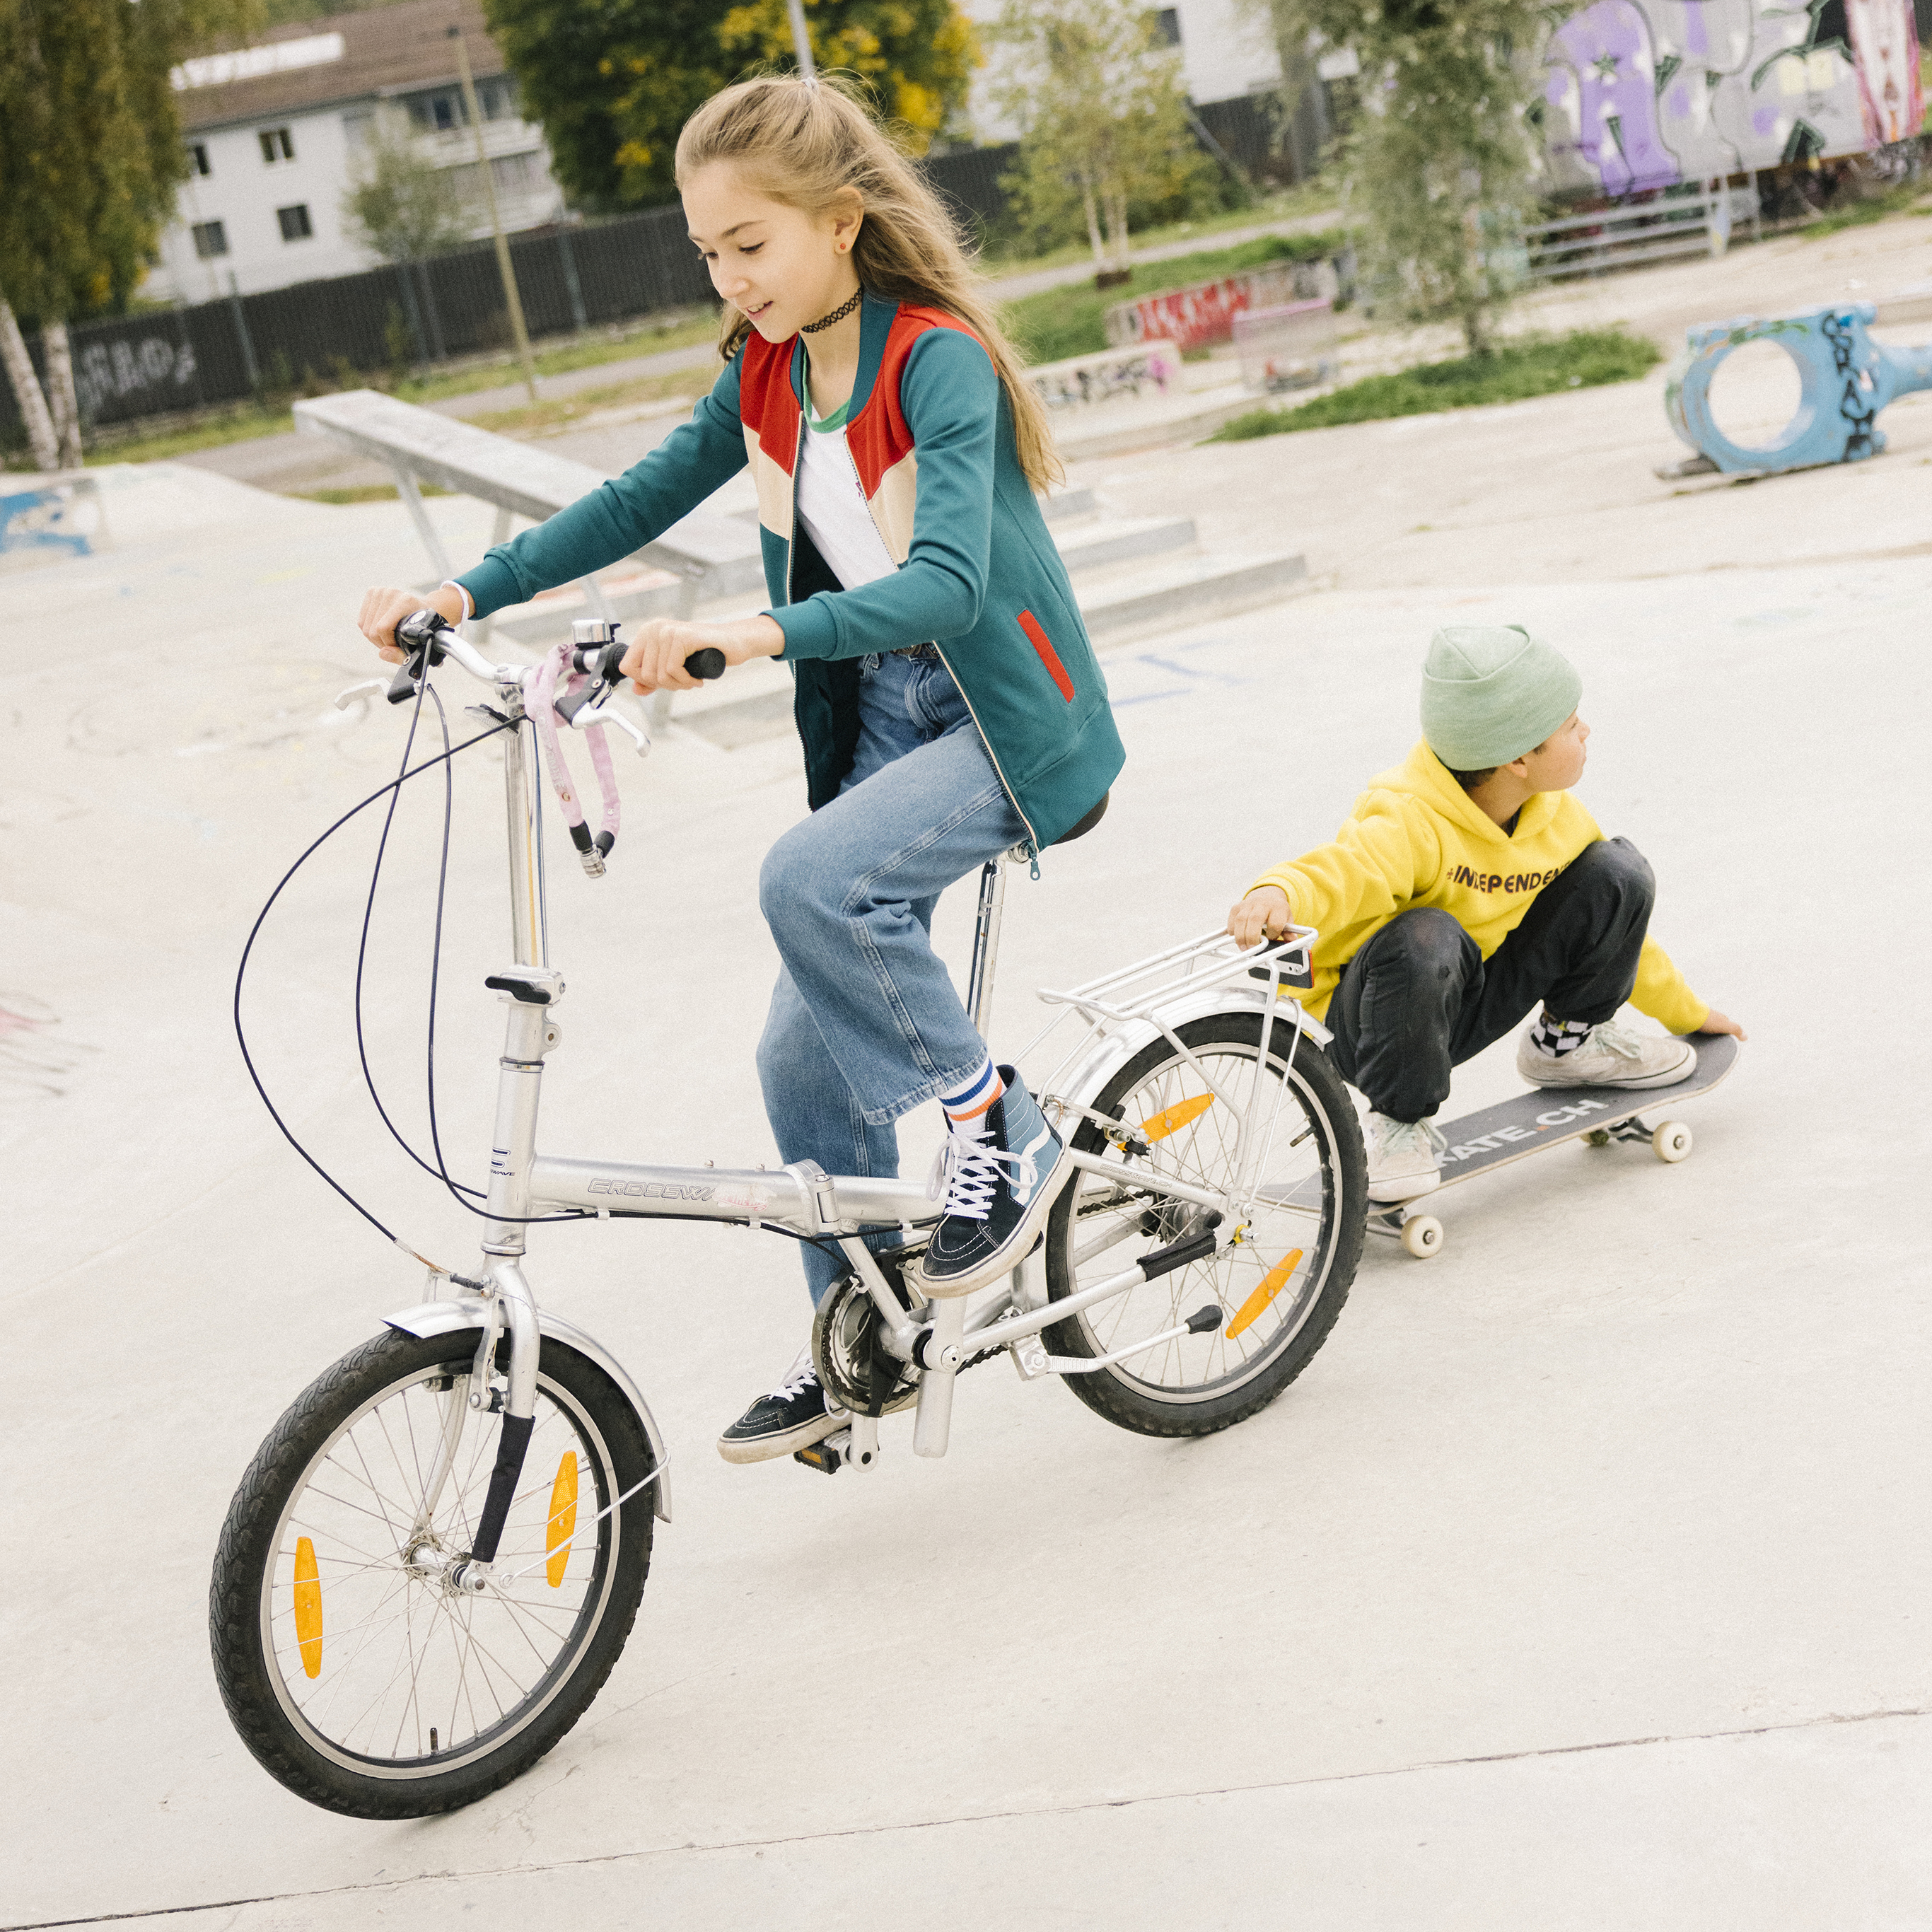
[1042,1011,1365,1437]
[210,1327,655,1818]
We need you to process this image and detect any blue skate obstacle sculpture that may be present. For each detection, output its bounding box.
[1665,303,1932,477]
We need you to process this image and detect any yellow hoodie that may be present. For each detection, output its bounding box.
[1249,741,1707,1032]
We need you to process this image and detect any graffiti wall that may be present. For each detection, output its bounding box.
[1542,0,1925,197]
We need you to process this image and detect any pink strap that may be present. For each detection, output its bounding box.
[530,641,621,862]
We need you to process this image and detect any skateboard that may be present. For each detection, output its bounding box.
[1363,1032,1741,1259]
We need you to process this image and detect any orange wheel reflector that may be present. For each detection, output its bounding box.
[546,1451,579,1588]
[293,1536,322,1680]
[1226,1249,1303,1339]
[1140,1093,1214,1143]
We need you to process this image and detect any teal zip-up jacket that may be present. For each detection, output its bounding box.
[457,292,1125,851]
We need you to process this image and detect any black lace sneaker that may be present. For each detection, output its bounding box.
[716,1346,846,1465]
[909,1067,1069,1300]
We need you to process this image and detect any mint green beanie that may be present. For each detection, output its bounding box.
[1419,624,1582,769]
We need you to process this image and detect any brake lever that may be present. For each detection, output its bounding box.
[334,679,387,711]
[554,639,624,727]
[574,694,651,757]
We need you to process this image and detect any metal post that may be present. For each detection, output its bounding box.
[786,0,815,76]
[475,504,511,644]
[388,460,453,580]
[226,272,261,395]
[965,858,1008,1040]
[395,260,431,368]
[557,227,588,334]
[501,714,548,969]
[416,260,448,362]
[449,25,539,403]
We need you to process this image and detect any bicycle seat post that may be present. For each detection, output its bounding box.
[965,856,1007,1039]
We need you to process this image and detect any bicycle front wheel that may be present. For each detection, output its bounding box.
[210,1327,656,1818]
[1042,1011,1366,1437]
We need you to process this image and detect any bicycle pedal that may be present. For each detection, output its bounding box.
[793,1431,849,1475]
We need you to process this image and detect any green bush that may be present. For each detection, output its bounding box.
[1211,328,1661,440]
[1001,230,1348,366]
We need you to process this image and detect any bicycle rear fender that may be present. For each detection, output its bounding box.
[1042,983,1332,1122]
[383,1300,673,1523]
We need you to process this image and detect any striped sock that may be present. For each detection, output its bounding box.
[939,1058,1003,1138]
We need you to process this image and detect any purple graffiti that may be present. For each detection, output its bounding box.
[1550,1,1683,194]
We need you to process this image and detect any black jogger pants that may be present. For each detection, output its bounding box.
[1324,836,1657,1122]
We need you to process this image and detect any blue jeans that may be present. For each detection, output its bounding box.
[757,649,1029,1306]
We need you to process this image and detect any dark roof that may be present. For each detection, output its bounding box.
[176,0,507,132]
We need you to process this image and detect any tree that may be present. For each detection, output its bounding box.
[342,114,471,264]
[0,0,260,470]
[482,0,977,211]
[1269,0,1544,356]
[716,0,977,146]
[987,0,1214,273]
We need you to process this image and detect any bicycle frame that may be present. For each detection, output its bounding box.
[376,631,1329,1574]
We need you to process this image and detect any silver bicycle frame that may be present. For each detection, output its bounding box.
[383,639,1317,1482]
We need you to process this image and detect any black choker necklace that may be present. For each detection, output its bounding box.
[800,289,862,334]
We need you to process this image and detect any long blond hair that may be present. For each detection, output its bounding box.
[675,74,1061,491]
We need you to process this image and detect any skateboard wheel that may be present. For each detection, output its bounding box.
[1653,1121,1692,1163]
[1400,1214,1443,1259]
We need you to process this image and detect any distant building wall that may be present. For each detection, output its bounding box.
[149,0,567,303]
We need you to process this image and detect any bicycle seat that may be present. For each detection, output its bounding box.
[1052,790,1109,846]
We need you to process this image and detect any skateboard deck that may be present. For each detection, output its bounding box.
[1364,1032,1740,1255]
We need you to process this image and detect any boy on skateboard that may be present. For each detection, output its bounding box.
[1226,625,1745,1203]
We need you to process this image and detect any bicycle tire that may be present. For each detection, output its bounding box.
[210,1327,655,1818]
[1042,1011,1365,1438]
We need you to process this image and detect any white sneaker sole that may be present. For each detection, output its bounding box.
[716,1405,847,1465]
[908,1155,1072,1300]
[1368,1168,1442,1204]
[1521,1042,1697,1091]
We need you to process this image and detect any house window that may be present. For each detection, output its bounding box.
[433,92,460,130]
[190,142,211,176]
[1152,6,1180,44]
[259,126,295,163]
[277,203,313,241]
[191,219,229,259]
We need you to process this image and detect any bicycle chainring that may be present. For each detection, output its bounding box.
[810,1274,921,1416]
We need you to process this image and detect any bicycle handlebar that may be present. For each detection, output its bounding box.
[388,611,726,711]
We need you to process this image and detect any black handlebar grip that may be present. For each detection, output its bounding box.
[684,648,726,680]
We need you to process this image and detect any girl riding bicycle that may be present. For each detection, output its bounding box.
[358,74,1125,1467]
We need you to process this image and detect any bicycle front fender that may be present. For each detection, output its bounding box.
[383,1300,672,1523]
[1043,983,1333,1124]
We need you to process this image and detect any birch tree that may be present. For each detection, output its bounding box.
[0,0,259,469]
[987,0,1209,274]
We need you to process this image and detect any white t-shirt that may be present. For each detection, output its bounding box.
[796,414,897,590]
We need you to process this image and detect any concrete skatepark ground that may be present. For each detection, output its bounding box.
[5,222,1931,1928]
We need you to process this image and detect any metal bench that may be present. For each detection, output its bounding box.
[291,388,764,647]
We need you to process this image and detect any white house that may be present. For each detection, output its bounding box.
[150,0,567,303]
[955,0,1288,144]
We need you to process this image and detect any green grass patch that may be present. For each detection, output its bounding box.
[1797,180,1932,239]
[83,402,297,465]
[292,482,453,504]
[1001,230,1350,366]
[977,185,1342,279]
[392,309,720,407]
[1209,329,1662,441]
